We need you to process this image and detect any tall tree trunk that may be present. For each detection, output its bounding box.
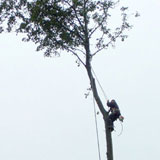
[83,3,113,158]
[86,63,114,160]
[104,116,113,160]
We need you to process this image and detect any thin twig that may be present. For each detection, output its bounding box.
[70,47,86,55]
[67,48,86,67]
[92,31,122,56]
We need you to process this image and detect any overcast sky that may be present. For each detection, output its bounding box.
[0,0,160,160]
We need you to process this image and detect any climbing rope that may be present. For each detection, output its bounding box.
[91,66,108,160]
[91,67,108,100]
[118,121,124,136]
[91,66,124,159]
[92,93,101,160]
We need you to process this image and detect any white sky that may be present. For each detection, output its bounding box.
[0,0,160,160]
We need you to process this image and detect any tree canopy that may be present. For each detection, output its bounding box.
[0,0,132,63]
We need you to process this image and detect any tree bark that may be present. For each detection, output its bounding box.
[83,3,113,158]
[104,115,113,160]
[86,63,114,160]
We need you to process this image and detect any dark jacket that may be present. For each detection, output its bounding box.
[107,100,121,115]
[107,100,119,110]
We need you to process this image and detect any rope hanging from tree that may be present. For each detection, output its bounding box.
[92,93,102,160]
[91,67,107,160]
[91,67,124,159]
[91,67,108,100]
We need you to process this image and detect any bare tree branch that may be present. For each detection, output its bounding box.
[70,47,86,55]
[67,48,86,67]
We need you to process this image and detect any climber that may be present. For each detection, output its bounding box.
[107,99,124,131]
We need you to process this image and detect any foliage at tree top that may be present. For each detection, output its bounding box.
[0,0,135,61]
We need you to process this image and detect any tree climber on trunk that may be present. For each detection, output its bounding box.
[107,99,124,132]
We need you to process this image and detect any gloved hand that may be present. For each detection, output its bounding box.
[119,116,124,122]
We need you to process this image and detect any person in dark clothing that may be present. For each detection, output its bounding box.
[107,99,124,131]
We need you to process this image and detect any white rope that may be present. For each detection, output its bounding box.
[91,67,108,100]
[92,94,102,160]
[92,68,123,136]
[118,121,123,136]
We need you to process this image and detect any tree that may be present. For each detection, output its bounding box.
[0,0,136,159]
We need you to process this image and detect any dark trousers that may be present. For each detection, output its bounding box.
[108,111,120,130]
